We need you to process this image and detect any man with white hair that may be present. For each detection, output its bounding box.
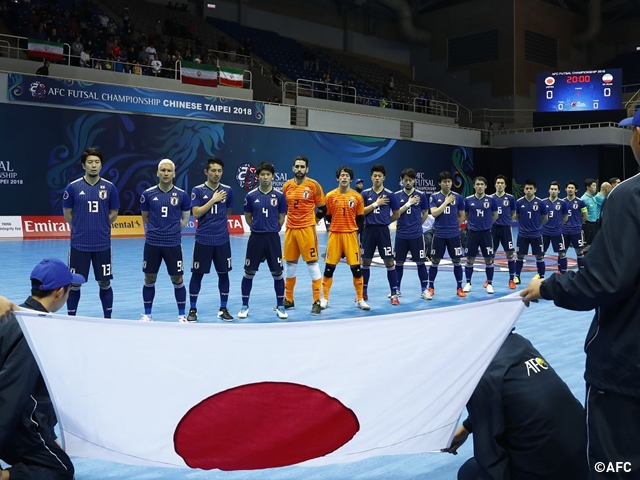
[139,159,191,322]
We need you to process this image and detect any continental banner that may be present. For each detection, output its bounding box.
[111,216,145,237]
[7,74,265,125]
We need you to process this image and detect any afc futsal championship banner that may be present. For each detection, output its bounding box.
[6,73,265,124]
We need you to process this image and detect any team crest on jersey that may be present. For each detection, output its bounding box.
[63,191,69,200]
[533,204,538,210]
[303,189,310,199]
[99,190,108,200]
[555,204,561,210]
[348,198,355,208]
[504,199,509,206]
[139,194,145,203]
[483,202,489,209]
[170,197,179,206]
[193,262,200,270]
[270,197,278,207]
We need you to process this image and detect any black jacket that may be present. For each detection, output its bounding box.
[0,297,57,453]
[540,173,640,397]
[464,333,586,480]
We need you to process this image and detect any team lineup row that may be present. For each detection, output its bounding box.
[61,147,608,321]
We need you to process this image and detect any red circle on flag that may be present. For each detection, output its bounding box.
[545,76,555,86]
[174,382,360,470]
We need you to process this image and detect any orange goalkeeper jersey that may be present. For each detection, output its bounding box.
[325,187,364,233]
[282,177,326,229]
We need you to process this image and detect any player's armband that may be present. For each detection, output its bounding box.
[580,207,588,213]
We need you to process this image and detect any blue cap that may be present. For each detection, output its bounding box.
[356,178,364,184]
[619,110,640,127]
[30,258,86,290]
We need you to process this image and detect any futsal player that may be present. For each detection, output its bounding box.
[541,181,568,274]
[393,168,431,299]
[514,180,548,283]
[561,181,588,272]
[239,162,288,319]
[428,171,466,298]
[321,166,369,310]
[188,157,234,322]
[490,175,517,289]
[463,177,498,294]
[139,159,191,322]
[282,156,326,315]
[62,147,119,318]
[360,164,401,304]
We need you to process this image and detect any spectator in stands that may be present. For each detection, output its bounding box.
[71,36,83,66]
[388,75,395,91]
[355,179,364,194]
[35,59,50,76]
[151,57,162,76]
[80,49,91,68]
[499,121,505,133]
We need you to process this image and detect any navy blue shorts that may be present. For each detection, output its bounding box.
[244,232,283,272]
[431,235,463,260]
[143,243,184,276]
[361,224,394,259]
[69,247,112,282]
[543,234,566,253]
[466,229,494,258]
[517,235,543,256]
[191,241,232,274]
[394,236,426,264]
[492,224,514,253]
[563,232,585,250]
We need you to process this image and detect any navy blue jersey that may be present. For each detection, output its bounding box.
[191,183,234,247]
[140,185,191,247]
[542,198,568,236]
[563,197,587,235]
[516,197,548,238]
[362,187,400,226]
[63,177,120,252]
[491,193,517,226]
[429,192,465,239]
[243,188,287,233]
[465,194,497,231]
[395,189,429,239]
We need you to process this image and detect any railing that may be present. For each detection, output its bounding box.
[499,121,622,135]
[409,83,471,123]
[472,108,536,129]
[207,48,275,81]
[175,60,252,89]
[284,79,460,120]
[0,40,10,59]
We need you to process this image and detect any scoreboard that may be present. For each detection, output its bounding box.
[536,69,622,112]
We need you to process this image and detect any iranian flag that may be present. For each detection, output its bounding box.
[28,38,64,60]
[180,61,218,87]
[219,66,244,88]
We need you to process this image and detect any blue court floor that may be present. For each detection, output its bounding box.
[1,233,592,479]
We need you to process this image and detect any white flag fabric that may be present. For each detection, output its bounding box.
[16,296,524,471]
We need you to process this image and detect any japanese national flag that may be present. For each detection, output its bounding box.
[16,296,523,470]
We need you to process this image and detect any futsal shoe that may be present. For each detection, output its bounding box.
[456,288,467,298]
[217,307,234,322]
[178,315,189,323]
[311,301,322,315]
[187,308,198,322]
[463,283,472,293]
[320,298,330,309]
[486,284,495,294]
[387,291,402,298]
[238,306,250,319]
[283,299,295,309]
[275,306,289,320]
[509,279,517,289]
[483,280,489,288]
[427,287,435,298]
[356,299,371,310]
[139,314,153,322]
[514,276,521,284]
[420,289,433,300]
[390,295,400,306]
